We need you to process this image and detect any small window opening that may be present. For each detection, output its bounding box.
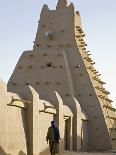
[46,62,52,67]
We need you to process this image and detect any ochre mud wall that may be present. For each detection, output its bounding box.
[0,79,27,155]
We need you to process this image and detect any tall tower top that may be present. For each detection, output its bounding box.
[56,0,67,9]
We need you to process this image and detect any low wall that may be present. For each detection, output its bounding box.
[0,79,27,155]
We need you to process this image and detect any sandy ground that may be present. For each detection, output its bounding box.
[59,151,116,155]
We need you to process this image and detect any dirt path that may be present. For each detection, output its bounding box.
[60,151,116,155]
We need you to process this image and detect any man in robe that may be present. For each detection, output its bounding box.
[46,121,60,155]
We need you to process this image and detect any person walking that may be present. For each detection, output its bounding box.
[46,121,60,155]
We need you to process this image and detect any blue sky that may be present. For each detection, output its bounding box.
[0,0,116,107]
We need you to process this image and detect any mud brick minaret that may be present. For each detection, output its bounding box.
[8,0,116,151]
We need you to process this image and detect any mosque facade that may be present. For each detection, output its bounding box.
[0,0,116,154]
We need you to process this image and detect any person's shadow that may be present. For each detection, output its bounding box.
[0,146,7,155]
[18,150,26,155]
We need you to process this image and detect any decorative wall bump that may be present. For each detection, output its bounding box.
[52,65,56,68]
[30,54,34,58]
[60,30,64,32]
[67,43,72,47]
[41,24,46,27]
[46,44,52,47]
[58,53,63,56]
[79,39,83,41]
[98,95,102,98]
[81,41,85,44]
[46,62,52,67]
[104,98,113,103]
[94,116,98,119]
[89,93,93,96]
[45,82,50,85]
[111,138,116,141]
[98,95,103,99]
[79,45,84,47]
[25,82,30,85]
[90,68,94,71]
[95,86,99,90]
[57,82,61,85]
[18,66,23,69]
[91,62,95,65]
[75,35,81,38]
[78,29,83,33]
[94,71,99,74]
[103,105,107,110]
[85,51,90,53]
[82,48,86,50]
[76,26,80,29]
[91,69,96,72]
[84,56,88,59]
[97,73,101,76]
[77,27,83,33]
[79,74,82,76]
[65,93,70,97]
[106,116,116,120]
[28,66,32,69]
[92,76,97,80]
[98,79,102,84]
[87,66,92,70]
[59,65,64,68]
[45,31,55,40]
[84,44,87,47]
[76,11,80,15]
[75,65,81,68]
[81,34,85,37]
[36,82,40,85]
[89,59,93,63]
[36,43,41,47]
[90,103,94,107]
[99,88,105,91]
[100,81,106,85]
[85,57,92,62]
[87,53,91,56]
[49,21,54,24]
[59,44,63,47]
[43,53,47,56]
[12,82,17,86]
[96,77,99,81]
[40,66,44,69]
[109,128,116,131]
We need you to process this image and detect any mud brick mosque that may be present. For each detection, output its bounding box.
[0,0,116,154]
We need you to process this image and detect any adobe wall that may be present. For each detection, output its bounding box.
[7,0,116,151]
[29,86,55,155]
[0,79,27,155]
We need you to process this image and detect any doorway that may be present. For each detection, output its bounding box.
[81,120,88,150]
[64,117,71,150]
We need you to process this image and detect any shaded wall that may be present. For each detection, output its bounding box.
[0,79,27,155]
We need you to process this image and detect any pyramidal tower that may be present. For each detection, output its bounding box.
[8,0,116,151]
